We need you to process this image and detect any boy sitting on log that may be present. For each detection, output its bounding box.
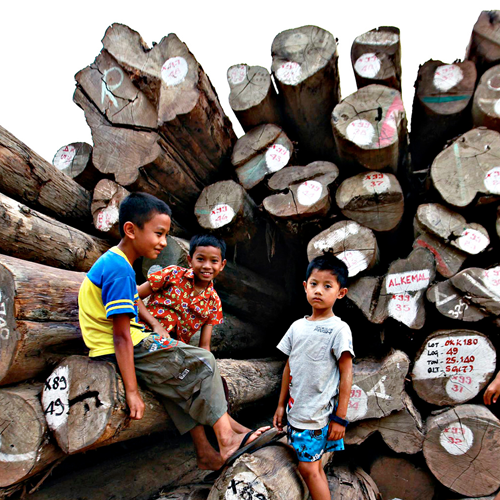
[273,254,354,500]
[78,192,272,473]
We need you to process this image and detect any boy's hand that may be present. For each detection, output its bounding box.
[273,404,286,431]
[152,323,170,338]
[126,389,145,420]
[328,421,346,441]
[484,376,500,405]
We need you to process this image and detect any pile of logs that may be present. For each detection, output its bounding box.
[1,11,500,500]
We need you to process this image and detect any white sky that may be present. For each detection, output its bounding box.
[0,1,490,163]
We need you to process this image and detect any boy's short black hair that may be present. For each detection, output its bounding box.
[189,234,226,260]
[305,254,348,288]
[119,192,172,237]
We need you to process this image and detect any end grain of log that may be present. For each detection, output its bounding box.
[466,11,500,77]
[325,464,381,500]
[473,64,500,132]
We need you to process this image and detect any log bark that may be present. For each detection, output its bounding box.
[335,172,404,231]
[0,255,86,387]
[271,25,340,161]
[0,125,91,230]
[331,84,407,173]
[263,161,339,220]
[431,129,500,208]
[473,64,500,132]
[466,11,500,77]
[52,142,103,191]
[346,350,410,423]
[369,455,437,500]
[231,124,293,192]
[0,191,110,271]
[42,356,283,455]
[423,404,500,497]
[410,60,476,172]
[227,64,282,131]
[351,26,401,91]
[307,220,379,278]
[412,330,497,406]
[0,384,64,488]
[345,392,424,454]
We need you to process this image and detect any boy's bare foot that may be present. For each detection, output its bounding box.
[219,426,271,462]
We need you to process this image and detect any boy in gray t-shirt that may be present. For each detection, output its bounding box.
[273,255,354,500]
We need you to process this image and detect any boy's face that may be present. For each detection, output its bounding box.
[303,269,347,312]
[133,213,171,260]
[187,246,226,285]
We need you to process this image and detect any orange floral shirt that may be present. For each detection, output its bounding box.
[145,265,223,344]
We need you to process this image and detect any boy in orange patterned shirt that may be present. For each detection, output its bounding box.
[138,234,226,351]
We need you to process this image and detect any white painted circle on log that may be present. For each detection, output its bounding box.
[297,180,323,206]
[346,385,368,421]
[227,65,247,85]
[445,374,481,403]
[484,266,500,293]
[209,203,235,229]
[224,471,269,499]
[53,145,76,169]
[433,65,464,92]
[385,270,431,294]
[276,61,302,85]
[265,143,290,173]
[336,250,367,277]
[346,120,375,146]
[42,365,70,431]
[363,172,391,194]
[312,223,360,253]
[484,166,500,194]
[456,229,489,255]
[494,99,500,116]
[161,57,188,86]
[439,422,473,455]
[388,292,418,326]
[95,206,119,232]
[354,53,381,78]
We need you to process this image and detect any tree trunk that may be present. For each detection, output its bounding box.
[351,26,401,91]
[0,384,64,488]
[332,85,407,173]
[423,404,500,497]
[466,11,500,77]
[227,64,282,132]
[0,125,91,230]
[42,356,283,455]
[410,60,476,172]
[472,65,500,132]
[347,350,410,423]
[0,255,86,387]
[412,330,496,406]
[335,172,404,232]
[325,464,381,500]
[271,25,340,162]
[307,220,379,278]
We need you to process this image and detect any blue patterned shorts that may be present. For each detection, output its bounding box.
[287,423,344,462]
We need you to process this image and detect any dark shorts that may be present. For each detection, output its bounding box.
[287,422,344,462]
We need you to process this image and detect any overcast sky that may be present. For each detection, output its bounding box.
[0,1,490,163]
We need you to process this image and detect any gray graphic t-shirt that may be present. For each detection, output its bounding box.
[277,315,354,430]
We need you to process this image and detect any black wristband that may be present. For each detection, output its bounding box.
[329,414,349,427]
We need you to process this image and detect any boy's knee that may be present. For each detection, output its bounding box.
[298,460,322,480]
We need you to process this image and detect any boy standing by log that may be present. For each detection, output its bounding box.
[78,192,271,472]
[273,255,354,500]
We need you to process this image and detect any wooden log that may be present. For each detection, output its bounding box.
[427,279,489,322]
[431,129,500,208]
[331,84,407,172]
[307,220,379,278]
[335,171,404,232]
[0,125,91,230]
[345,392,424,454]
[346,276,382,322]
[271,25,340,161]
[0,192,110,272]
[263,161,339,220]
[351,26,401,91]
[423,404,500,497]
[466,11,500,77]
[0,384,64,488]
[42,355,283,455]
[227,64,282,131]
[410,60,476,172]
[412,330,496,406]
[231,124,293,192]
[159,486,211,500]
[372,247,436,329]
[325,464,380,500]
[52,142,103,191]
[346,350,410,423]
[369,455,437,500]
[497,206,500,239]
[473,64,500,132]
[0,255,85,387]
